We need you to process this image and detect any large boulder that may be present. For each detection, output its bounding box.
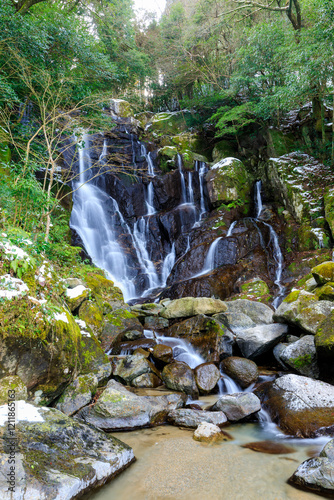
[147,110,197,137]
[211,393,261,421]
[162,362,198,399]
[55,373,98,416]
[194,363,220,394]
[0,401,134,498]
[65,284,89,312]
[112,353,160,385]
[167,314,225,363]
[315,310,334,382]
[289,439,334,496]
[279,335,319,378]
[205,158,253,209]
[160,297,227,319]
[77,379,185,431]
[221,357,259,389]
[100,308,144,351]
[312,261,334,285]
[167,408,227,428]
[274,290,334,334]
[0,375,27,404]
[222,299,274,326]
[255,374,334,437]
[235,324,288,359]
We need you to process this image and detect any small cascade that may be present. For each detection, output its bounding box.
[144,330,205,369]
[226,221,238,237]
[147,152,155,177]
[177,154,188,204]
[188,171,194,204]
[201,237,223,275]
[132,218,160,291]
[218,373,242,395]
[146,182,155,215]
[161,243,176,286]
[196,161,208,220]
[255,180,263,218]
[254,180,285,309]
[99,139,107,164]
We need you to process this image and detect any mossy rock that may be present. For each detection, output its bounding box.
[205,157,253,210]
[266,129,297,157]
[171,132,202,153]
[83,273,123,302]
[314,283,334,301]
[315,311,334,381]
[78,300,104,336]
[101,308,143,352]
[0,375,27,404]
[312,262,334,285]
[324,186,334,239]
[65,285,90,312]
[148,110,198,137]
[110,98,133,118]
[0,402,134,497]
[297,224,329,251]
[212,140,239,163]
[55,373,99,416]
[0,142,11,166]
[232,278,272,303]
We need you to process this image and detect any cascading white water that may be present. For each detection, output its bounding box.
[99,139,107,164]
[177,154,188,203]
[193,236,223,278]
[70,134,136,301]
[133,218,160,291]
[197,161,208,220]
[147,152,155,177]
[226,220,238,237]
[188,171,194,204]
[254,181,285,308]
[161,243,176,286]
[144,330,205,369]
[146,182,155,215]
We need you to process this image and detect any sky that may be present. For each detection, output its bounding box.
[134,0,166,18]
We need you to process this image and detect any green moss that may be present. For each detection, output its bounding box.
[290,354,312,370]
[284,290,301,303]
[105,308,137,327]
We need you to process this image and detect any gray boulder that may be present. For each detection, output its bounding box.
[222,299,274,326]
[0,401,134,498]
[194,363,220,394]
[289,439,334,496]
[280,335,319,378]
[55,373,98,416]
[112,353,160,385]
[76,379,184,431]
[160,297,227,319]
[168,408,227,428]
[221,357,258,389]
[236,324,288,359]
[211,393,261,421]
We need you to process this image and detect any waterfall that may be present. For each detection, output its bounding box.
[226,221,237,237]
[161,243,176,286]
[144,330,205,369]
[197,161,208,220]
[255,181,285,308]
[147,152,155,177]
[188,171,194,204]
[99,139,107,164]
[255,180,263,218]
[177,154,188,204]
[132,218,160,291]
[218,373,242,395]
[70,134,136,301]
[146,182,155,215]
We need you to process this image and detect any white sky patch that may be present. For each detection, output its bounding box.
[0,274,29,299]
[134,0,166,17]
[0,401,44,426]
[66,285,88,299]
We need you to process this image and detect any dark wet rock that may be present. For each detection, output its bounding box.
[211,393,261,421]
[131,303,165,317]
[193,422,229,443]
[168,314,224,363]
[194,363,220,394]
[236,324,288,359]
[273,343,289,370]
[144,316,169,330]
[218,328,235,360]
[242,441,296,454]
[274,290,334,335]
[0,401,134,498]
[280,335,319,379]
[160,297,227,319]
[221,357,259,389]
[152,344,174,364]
[162,362,198,399]
[167,408,227,428]
[289,439,334,496]
[111,338,157,355]
[131,373,162,388]
[77,379,184,431]
[255,374,334,438]
[55,373,98,416]
[123,330,145,341]
[112,353,160,384]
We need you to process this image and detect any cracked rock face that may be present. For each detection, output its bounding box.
[255,374,334,438]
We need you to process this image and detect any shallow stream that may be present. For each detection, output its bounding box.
[86,405,329,500]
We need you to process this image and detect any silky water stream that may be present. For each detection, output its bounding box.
[85,333,330,500]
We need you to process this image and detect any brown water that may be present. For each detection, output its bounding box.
[85,421,327,500]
